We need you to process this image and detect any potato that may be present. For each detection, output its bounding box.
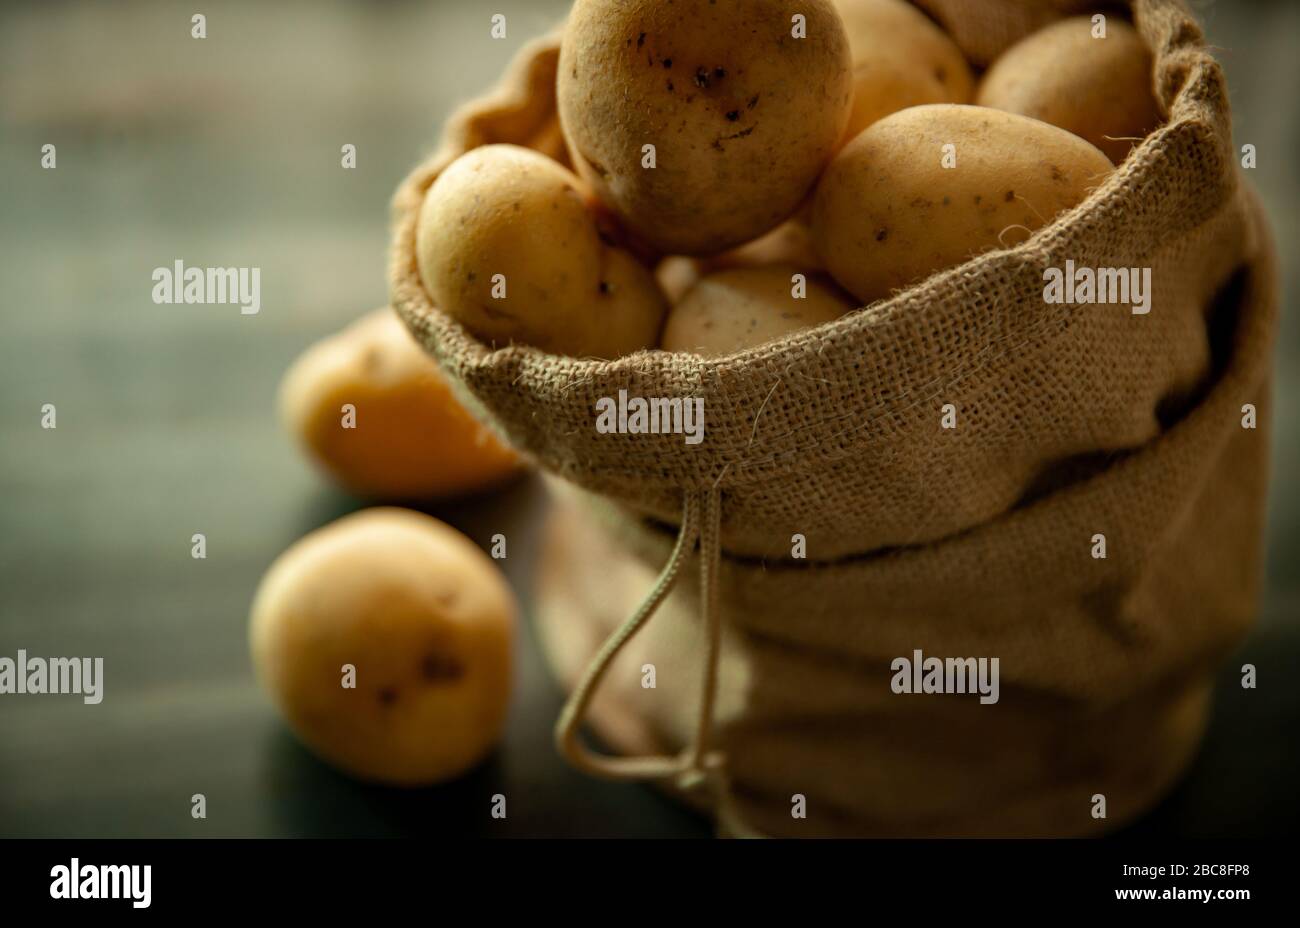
[812,104,1114,304]
[655,256,702,306]
[279,309,522,500]
[250,508,516,786]
[557,0,853,256]
[416,144,666,358]
[655,196,825,301]
[662,267,853,357]
[834,0,974,144]
[976,16,1160,164]
[842,64,957,147]
[713,211,824,274]
[836,0,973,101]
[656,214,823,305]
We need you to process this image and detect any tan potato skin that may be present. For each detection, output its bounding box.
[836,0,973,101]
[279,309,522,500]
[416,144,667,359]
[842,63,955,147]
[656,220,824,305]
[655,201,823,303]
[834,0,974,145]
[558,0,853,256]
[662,266,853,357]
[812,104,1114,304]
[250,508,517,787]
[712,208,824,273]
[655,256,702,306]
[976,16,1161,164]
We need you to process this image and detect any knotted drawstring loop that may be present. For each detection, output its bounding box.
[554,487,726,792]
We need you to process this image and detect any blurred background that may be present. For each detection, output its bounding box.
[0,0,1296,837]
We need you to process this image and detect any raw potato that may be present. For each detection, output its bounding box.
[834,0,974,144]
[655,256,702,306]
[558,0,853,256]
[250,508,517,787]
[656,213,824,304]
[279,309,521,500]
[662,267,853,357]
[842,65,957,148]
[977,16,1161,164]
[812,104,1114,304]
[713,210,824,274]
[836,0,973,101]
[416,144,667,358]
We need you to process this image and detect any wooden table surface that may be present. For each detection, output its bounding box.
[1,0,1297,837]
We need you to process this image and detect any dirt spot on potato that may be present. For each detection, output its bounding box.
[421,654,466,683]
[435,588,459,607]
[377,686,399,706]
[360,346,383,373]
[479,302,514,323]
[713,126,755,150]
[694,66,728,90]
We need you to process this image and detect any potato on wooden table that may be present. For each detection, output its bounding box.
[250,508,517,787]
[280,309,522,500]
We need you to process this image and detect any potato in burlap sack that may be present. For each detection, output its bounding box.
[390,0,1278,836]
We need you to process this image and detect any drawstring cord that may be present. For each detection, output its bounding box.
[554,487,729,798]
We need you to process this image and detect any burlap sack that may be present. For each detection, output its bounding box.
[390,0,1278,836]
